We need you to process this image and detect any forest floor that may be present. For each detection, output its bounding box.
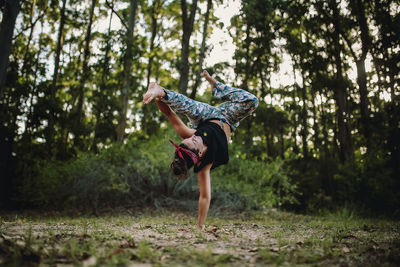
[0,209,399,266]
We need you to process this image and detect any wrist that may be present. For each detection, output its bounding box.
[161,89,167,99]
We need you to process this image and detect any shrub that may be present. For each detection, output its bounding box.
[212,154,299,209]
[17,130,299,214]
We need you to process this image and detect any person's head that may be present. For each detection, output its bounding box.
[170,136,207,180]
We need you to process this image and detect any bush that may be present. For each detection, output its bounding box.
[15,129,299,214]
[212,154,299,209]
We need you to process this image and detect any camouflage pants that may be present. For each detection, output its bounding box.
[162,82,259,131]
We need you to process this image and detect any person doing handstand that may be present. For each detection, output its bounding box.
[143,70,259,229]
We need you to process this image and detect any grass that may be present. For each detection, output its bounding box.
[0,210,399,266]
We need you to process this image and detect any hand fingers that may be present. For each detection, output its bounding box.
[143,92,154,104]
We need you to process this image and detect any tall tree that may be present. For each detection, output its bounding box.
[116,0,138,141]
[0,0,21,98]
[299,68,309,159]
[92,3,117,150]
[341,0,372,148]
[141,0,161,134]
[48,0,67,154]
[73,0,97,149]
[371,0,400,183]
[178,0,198,95]
[329,0,354,162]
[190,0,212,99]
[146,0,163,89]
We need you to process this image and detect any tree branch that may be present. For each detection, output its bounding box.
[13,7,48,41]
[181,0,187,25]
[188,0,198,31]
[105,0,129,30]
[340,31,358,60]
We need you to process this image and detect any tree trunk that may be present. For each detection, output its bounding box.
[190,0,212,99]
[74,0,97,149]
[372,0,400,184]
[92,5,114,151]
[266,131,273,158]
[291,65,299,154]
[116,0,137,141]
[319,91,329,157]
[146,0,160,89]
[280,130,285,159]
[300,69,308,159]
[0,0,21,99]
[22,0,38,75]
[356,59,370,141]
[345,0,371,147]
[143,0,161,134]
[241,25,251,90]
[330,0,353,162]
[24,20,44,137]
[310,87,320,156]
[356,0,370,124]
[178,0,198,95]
[48,0,67,154]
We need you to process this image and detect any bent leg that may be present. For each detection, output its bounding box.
[213,82,259,131]
[161,89,215,128]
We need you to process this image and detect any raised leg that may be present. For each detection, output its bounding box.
[161,89,216,128]
[213,83,259,131]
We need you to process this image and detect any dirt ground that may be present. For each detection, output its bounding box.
[1,211,399,266]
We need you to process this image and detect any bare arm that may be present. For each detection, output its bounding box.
[155,99,195,139]
[143,82,195,138]
[197,163,212,228]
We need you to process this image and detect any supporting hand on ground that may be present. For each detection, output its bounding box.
[143,82,166,104]
[197,224,206,232]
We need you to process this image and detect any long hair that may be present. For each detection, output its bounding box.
[170,144,199,180]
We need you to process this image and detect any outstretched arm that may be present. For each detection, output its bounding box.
[197,163,212,228]
[155,99,195,138]
[143,82,195,138]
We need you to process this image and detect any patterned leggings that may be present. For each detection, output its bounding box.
[162,82,259,131]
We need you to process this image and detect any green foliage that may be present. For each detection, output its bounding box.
[213,152,299,209]
[14,128,298,213]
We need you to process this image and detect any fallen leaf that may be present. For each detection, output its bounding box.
[1,234,13,241]
[204,226,219,238]
[363,224,377,232]
[270,247,279,252]
[106,248,124,260]
[119,239,136,249]
[250,256,258,263]
[370,239,379,246]
[161,255,169,262]
[82,256,96,267]
[280,245,289,250]
[16,240,25,247]
[209,225,219,232]
[342,247,350,253]
[343,234,358,239]
[212,248,230,254]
